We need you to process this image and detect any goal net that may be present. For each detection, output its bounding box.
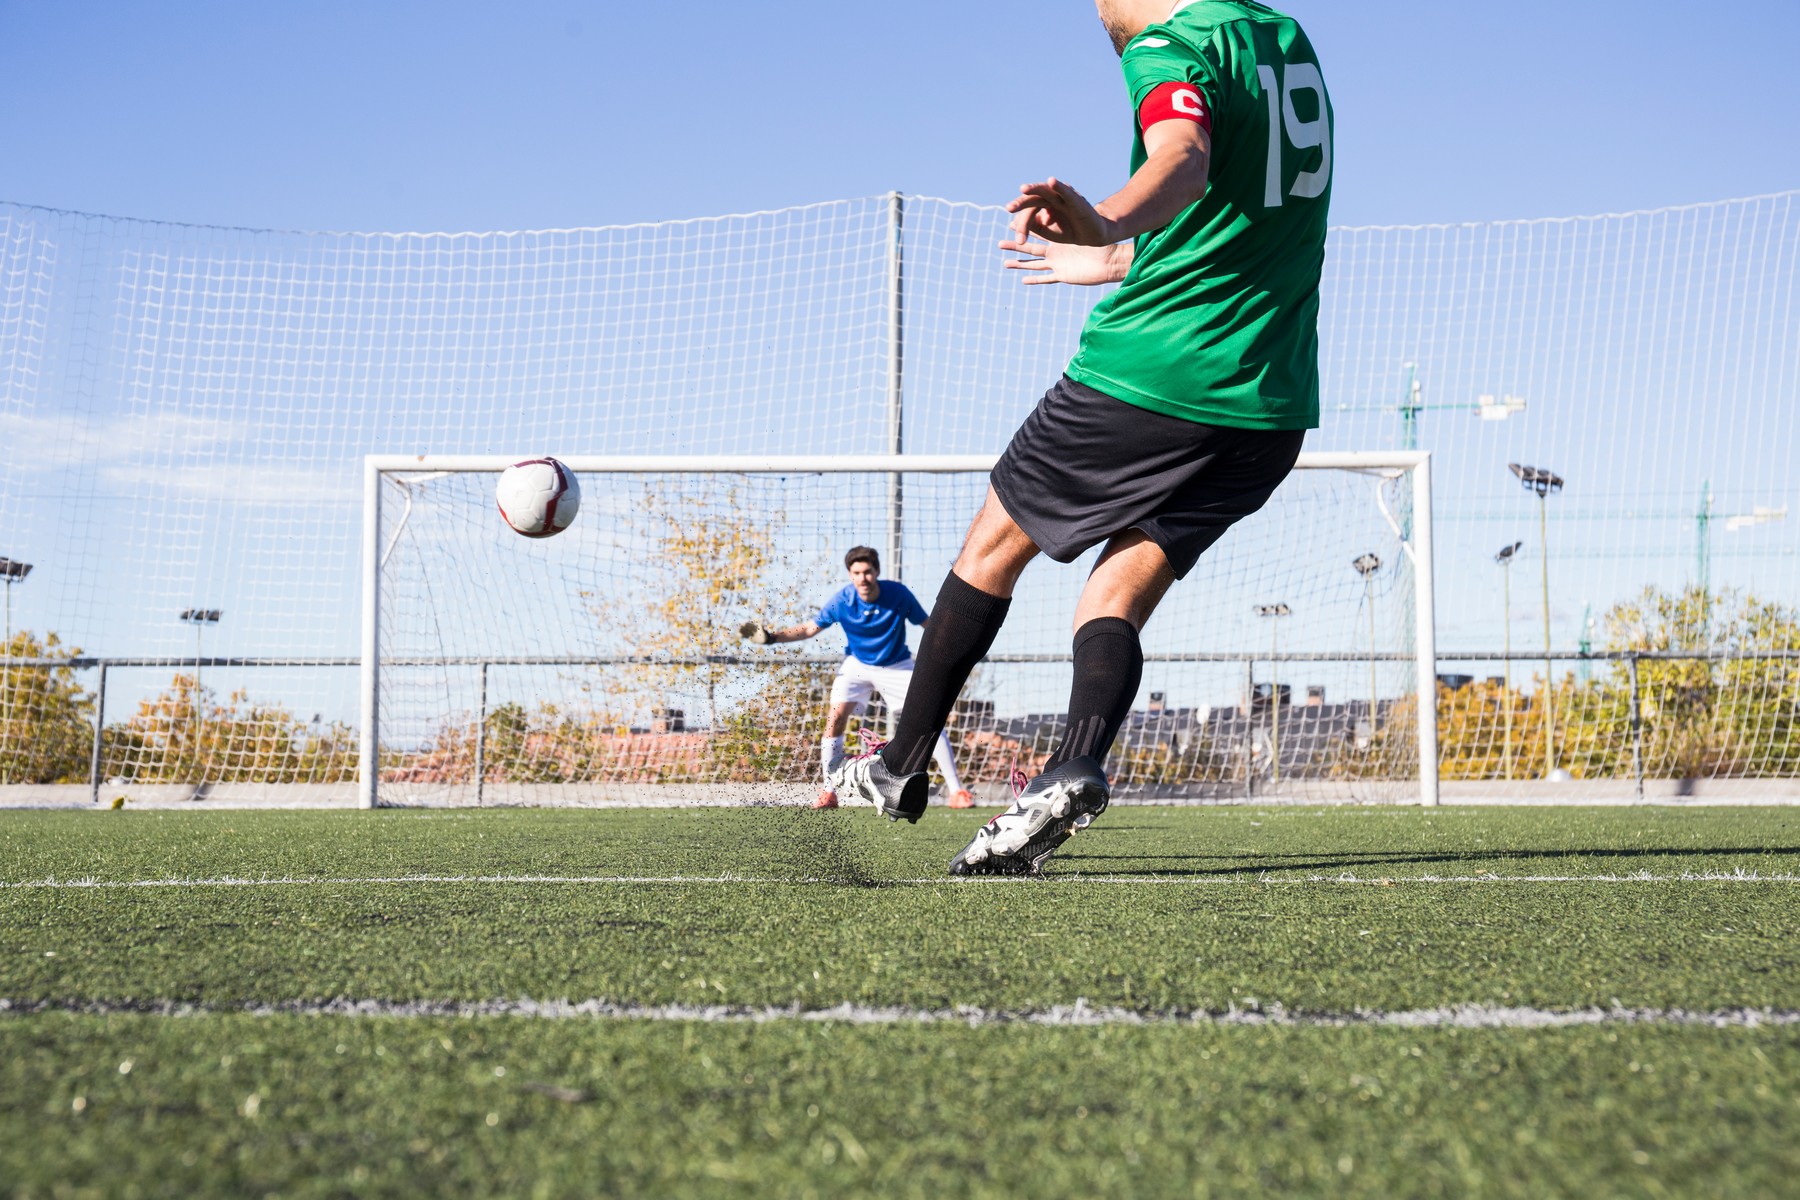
[362,453,1437,808]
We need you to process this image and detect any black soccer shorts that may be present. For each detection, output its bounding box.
[989,375,1305,580]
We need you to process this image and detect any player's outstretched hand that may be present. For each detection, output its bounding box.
[1006,177,1118,247]
[738,620,771,644]
[1000,236,1127,286]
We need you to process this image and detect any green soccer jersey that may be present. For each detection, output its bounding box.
[1063,0,1332,430]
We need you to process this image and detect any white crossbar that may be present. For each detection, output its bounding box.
[364,452,1427,475]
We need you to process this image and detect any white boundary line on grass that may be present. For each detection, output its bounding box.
[2,997,1796,1029]
[2,870,1797,890]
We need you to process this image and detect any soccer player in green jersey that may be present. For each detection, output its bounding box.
[834,0,1332,874]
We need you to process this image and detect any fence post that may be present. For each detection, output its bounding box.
[884,191,906,581]
[88,662,108,806]
[475,661,488,807]
[1243,657,1256,799]
[1626,652,1645,801]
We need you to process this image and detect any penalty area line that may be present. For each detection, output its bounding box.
[1,870,1797,890]
[1,998,1796,1029]
[0,874,758,890]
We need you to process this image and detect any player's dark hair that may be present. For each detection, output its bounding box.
[844,546,881,574]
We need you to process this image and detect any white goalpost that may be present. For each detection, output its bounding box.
[359,452,1438,810]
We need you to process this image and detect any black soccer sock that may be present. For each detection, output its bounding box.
[1044,617,1144,771]
[880,571,1011,776]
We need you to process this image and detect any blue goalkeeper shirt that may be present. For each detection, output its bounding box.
[814,580,928,668]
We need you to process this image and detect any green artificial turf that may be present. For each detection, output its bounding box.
[2,807,1795,1011]
[2,806,1797,1197]
[3,1016,1796,1199]
[4,804,1796,885]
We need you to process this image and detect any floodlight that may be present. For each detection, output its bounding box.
[1477,394,1527,421]
[1725,506,1788,533]
[1253,603,1292,781]
[1508,465,1563,776]
[1,557,31,647]
[1494,541,1525,778]
[1508,463,1563,496]
[178,609,223,763]
[1351,557,1381,734]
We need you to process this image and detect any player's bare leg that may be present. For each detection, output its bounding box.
[836,489,1037,822]
[1072,529,1176,629]
[948,486,1041,598]
[814,700,859,809]
[950,531,1175,875]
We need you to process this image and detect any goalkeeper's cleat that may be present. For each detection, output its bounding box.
[828,731,928,824]
[812,788,839,810]
[948,755,1110,876]
[947,788,976,809]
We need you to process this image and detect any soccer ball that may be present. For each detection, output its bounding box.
[495,457,580,538]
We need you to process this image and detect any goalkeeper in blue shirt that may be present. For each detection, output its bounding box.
[740,545,974,810]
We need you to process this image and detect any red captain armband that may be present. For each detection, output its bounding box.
[1138,80,1213,135]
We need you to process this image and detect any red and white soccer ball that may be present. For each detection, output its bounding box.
[495,457,581,538]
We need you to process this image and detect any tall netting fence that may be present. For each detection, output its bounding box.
[2,191,1797,799]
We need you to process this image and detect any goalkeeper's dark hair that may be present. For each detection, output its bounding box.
[844,545,881,574]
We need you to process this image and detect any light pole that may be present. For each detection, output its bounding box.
[1254,603,1291,781]
[1699,486,1787,641]
[0,558,31,787]
[1509,464,1564,779]
[180,608,221,773]
[1495,541,1523,779]
[1352,555,1380,740]
[1397,363,1423,450]
[0,558,31,650]
[1579,602,1595,682]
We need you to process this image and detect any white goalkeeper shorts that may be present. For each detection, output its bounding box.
[828,655,916,715]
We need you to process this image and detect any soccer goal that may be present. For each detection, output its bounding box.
[360,452,1438,808]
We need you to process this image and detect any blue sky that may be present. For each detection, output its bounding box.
[5,0,1797,232]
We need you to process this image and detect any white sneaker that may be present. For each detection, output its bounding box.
[948,756,1110,875]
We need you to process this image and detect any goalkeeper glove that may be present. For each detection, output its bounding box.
[739,620,772,644]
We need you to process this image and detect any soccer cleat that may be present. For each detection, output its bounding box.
[948,755,1110,876]
[828,731,928,824]
[812,788,839,810]
[947,788,976,809]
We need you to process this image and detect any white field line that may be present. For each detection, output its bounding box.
[1,869,1797,890]
[1,997,1796,1029]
